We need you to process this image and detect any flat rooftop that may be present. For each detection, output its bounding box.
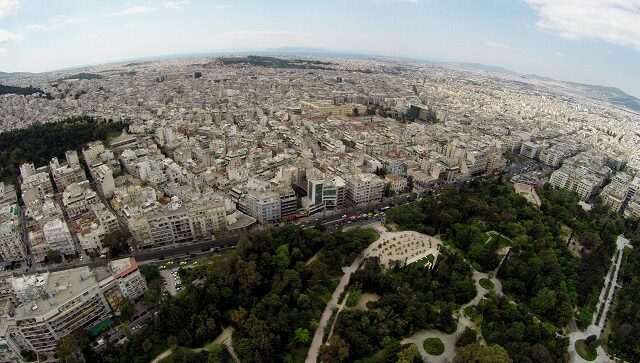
[12,266,100,320]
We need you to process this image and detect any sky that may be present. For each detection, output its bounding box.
[0,0,639,97]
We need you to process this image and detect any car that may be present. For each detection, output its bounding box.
[179,261,187,266]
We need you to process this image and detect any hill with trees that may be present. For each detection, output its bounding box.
[0,116,126,183]
[0,84,44,96]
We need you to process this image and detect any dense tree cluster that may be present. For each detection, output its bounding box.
[62,73,103,80]
[385,179,630,326]
[329,251,476,361]
[93,226,377,363]
[474,295,569,362]
[0,84,44,96]
[0,116,126,183]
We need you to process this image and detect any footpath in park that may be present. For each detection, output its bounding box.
[567,235,631,363]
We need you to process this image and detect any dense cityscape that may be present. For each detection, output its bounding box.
[0,53,638,363]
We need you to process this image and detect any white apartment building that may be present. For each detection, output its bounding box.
[346,173,384,205]
[245,190,281,223]
[107,258,147,301]
[62,181,98,219]
[0,182,17,207]
[93,164,115,197]
[0,259,146,356]
[20,172,54,205]
[0,205,26,264]
[42,218,76,255]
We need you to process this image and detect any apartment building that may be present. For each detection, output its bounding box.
[42,218,76,255]
[145,198,227,248]
[245,190,281,223]
[62,181,98,219]
[519,141,541,159]
[20,172,54,205]
[107,258,147,301]
[345,173,384,205]
[0,205,26,264]
[385,174,408,195]
[0,183,17,207]
[0,258,146,356]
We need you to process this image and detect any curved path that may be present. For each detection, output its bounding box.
[401,269,502,362]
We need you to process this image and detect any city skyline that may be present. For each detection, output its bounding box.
[1,0,640,97]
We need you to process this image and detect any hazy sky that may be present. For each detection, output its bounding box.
[1,0,639,96]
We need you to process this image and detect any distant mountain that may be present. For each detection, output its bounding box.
[0,71,33,79]
[449,62,517,75]
[445,62,640,112]
[565,82,640,112]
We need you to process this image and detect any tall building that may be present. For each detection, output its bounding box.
[107,258,147,301]
[50,154,87,192]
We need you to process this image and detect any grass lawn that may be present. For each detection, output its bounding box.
[479,278,495,290]
[413,254,435,268]
[486,231,513,248]
[575,339,597,361]
[423,337,445,356]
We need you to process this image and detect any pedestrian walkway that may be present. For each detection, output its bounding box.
[567,235,631,363]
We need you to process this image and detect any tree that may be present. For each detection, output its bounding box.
[319,336,350,363]
[396,344,420,363]
[46,250,63,264]
[352,107,360,116]
[454,343,512,363]
[103,230,131,257]
[116,298,135,322]
[384,182,394,197]
[294,328,311,344]
[275,244,291,270]
[529,288,556,316]
[456,327,477,347]
[55,330,89,363]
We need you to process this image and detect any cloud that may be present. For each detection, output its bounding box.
[24,24,45,31]
[163,0,190,9]
[373,0,422,4]
[484,40,512,49]
[523,0,640,51]
[109,6,156,16]
[51,16,83,27]
[0,0,19,18]
[221,30,303,38]
[0,28,23,44]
